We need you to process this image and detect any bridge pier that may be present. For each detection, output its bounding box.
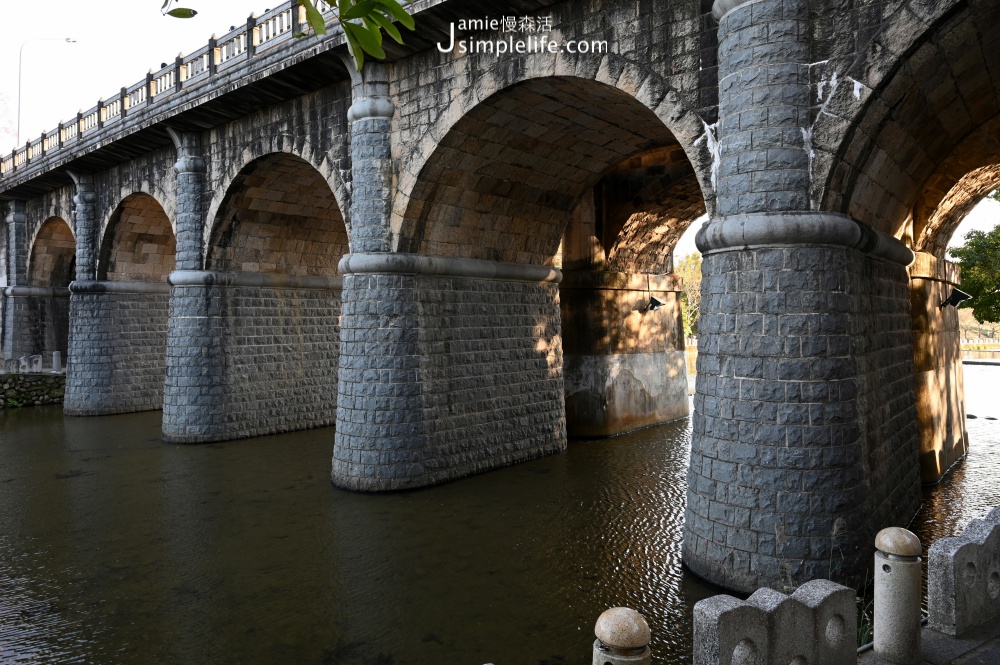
[908,253,968,483]
[684,0,921,593]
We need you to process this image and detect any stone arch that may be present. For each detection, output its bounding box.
[812,0,1000,237]
[98,193,176,282]
[391,53,716,252]
[206,152,348,276]
[27,217,75,287]
[99,184,175,244]
[395,72,712,265]
[203,138,348,258]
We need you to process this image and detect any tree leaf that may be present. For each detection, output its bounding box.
[166,7,198,18]
[374,0,415,30]
[343,21,386,59]
[368,11,403,43]
[362,16,384,45]
[300,0,327,35]
[342,0,377,20]
[344,29,365,70]
[161,0,171,9]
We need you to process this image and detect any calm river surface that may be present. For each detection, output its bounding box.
[1,365,999,664]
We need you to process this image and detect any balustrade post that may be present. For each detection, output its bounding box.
[57,122,64,148]
[146,70,155,103]
[290,0,301,34]
[97,99,104,129]
[120,87,129,116]
[76,111,83,141]
[175,54,184,92]
[247,14,258,57]
[208,36,218,75]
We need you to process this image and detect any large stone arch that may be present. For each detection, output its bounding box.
[99,185,175,247]
[810,0,1000,484]
[203,139,348,260]
[813,0,1000,232]
[391,53,716,251]
[65,194,177,416]
[387,73,704,441]
[98,192,176,282]
[206,152,349,276]
[28,217,75,287]
[163,150,347,443]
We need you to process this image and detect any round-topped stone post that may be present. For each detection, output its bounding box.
[874,527,923,664]
[592,607,651,665]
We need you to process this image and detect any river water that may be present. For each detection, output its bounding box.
[1,365,998,664]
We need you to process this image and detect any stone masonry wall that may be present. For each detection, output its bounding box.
[333,273,566,491]
[163,284,341,442]
[4,295,70,360]
[0,373,65,409]
[64,291,170,415]
[686,245,919,592]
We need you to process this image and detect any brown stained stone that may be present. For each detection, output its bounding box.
[595,607,651,649]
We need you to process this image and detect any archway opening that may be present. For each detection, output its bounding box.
[397,75,709,443]
[201,152,348,439]
[19,217,74,359]
[828,0,1000,483]
[98,193,176,282]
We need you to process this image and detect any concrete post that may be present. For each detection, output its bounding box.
[874,527,922,665]
[592,607,651,665]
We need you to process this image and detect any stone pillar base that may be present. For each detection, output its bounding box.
[332,254,567,491]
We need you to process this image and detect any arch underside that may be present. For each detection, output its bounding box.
[826,0,1000,256]
[28,218,75,287]
[397,76,685,265]
[208,152,348,275]
[99,193,176,282]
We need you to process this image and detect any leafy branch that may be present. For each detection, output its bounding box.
[161,0,414,71]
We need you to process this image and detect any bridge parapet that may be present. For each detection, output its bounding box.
[0,0,339,183]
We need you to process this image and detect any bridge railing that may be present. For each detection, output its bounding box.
[0,0,341,180]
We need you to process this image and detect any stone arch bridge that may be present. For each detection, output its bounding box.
[1,0,996,593]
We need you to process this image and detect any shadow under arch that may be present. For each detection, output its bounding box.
[391,54,716,248]
[203,141,348,260]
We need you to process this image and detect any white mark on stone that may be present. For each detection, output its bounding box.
[818,75,827,101]
[846,76,868,100]
[695,121,720,191]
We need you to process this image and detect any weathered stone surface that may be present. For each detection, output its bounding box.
[928,507,1000,637]
[0,373,65,408]
[595,607,651,649]
[876,527,922,557]
[693,578,856,665]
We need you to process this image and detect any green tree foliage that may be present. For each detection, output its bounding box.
[948,223,1000,323]
[675,252,702,337]
[990,189,1000,204]
[162,0,414,71]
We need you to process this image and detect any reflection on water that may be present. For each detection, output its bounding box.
[1,365,998,664]
[0,406,718,664]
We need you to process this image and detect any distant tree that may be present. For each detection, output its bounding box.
[675,252,702,337]
[948,223,1000,324]
[162,0,414,70]
[991,189,1000,204]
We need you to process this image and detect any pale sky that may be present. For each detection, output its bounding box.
[0,0,274,153]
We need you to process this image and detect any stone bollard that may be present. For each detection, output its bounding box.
[874,527,923,664]
[52,351,61,373]
[592,607,651,665]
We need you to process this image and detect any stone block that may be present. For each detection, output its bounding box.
[693,579,856,665]
[928,507,1000,637]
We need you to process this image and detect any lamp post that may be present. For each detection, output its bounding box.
[17,37,76,145]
